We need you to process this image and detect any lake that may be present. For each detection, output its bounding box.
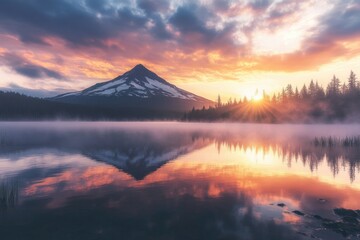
[0,122,360,240]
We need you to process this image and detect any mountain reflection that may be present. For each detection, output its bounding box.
[0,122,359,181]
[83,136,210,180]
[1,123,360,239]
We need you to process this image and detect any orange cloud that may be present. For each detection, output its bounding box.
[1,0,360,98]
[254,36,360,72]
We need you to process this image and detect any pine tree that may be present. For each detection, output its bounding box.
[326,75,341,96]
[281,88,286,102]
[294,87,300,99]
[348,71,357,93]
[243,96,248,103]
[342,83,347,94]
[315,81,325,98]
[309,80,316,97]
[216,95,222,108]
[262,90,270,101]
[285,84,294,98]
[271,93,277,103]
[300,84,308,99]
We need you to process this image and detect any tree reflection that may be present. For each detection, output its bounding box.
[0,123,359,182]
[214,138,360,182]
[0,181,18,211]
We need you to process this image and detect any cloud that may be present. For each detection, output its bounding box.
[0,83,65,98]
[167,3,238,54]
[14,65,64,80]
[0,0,360,98]
[137,0,170,15]
[0,0,149,47]
[0,52,65,80]
[169,5,217,40]
[149,14,173,40]
[85,0,118,15]
[250,0,271,11]
[264,1,303,29]
[312,1,360,43]
[268,0,360,71]
[0,0,238,49]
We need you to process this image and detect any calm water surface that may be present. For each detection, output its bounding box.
[0,122,360,240]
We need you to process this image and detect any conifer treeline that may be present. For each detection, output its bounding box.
[186,71,360,123]
[0,91,181,120]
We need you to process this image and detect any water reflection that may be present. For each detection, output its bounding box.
[0,122,360,239]
[214,141,360,182]
[0,181,18,211]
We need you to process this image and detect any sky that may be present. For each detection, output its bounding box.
[0,0,360,100]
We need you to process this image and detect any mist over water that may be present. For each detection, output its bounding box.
[0,122,360,240]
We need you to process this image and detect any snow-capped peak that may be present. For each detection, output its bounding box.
[58,64,203,101]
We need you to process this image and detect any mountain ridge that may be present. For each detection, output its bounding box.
[52,64,212,111]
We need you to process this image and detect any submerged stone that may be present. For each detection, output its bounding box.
[342,216,359,224]
[292,210,305,216]
[323,221,360,237]
[334,208,359,218]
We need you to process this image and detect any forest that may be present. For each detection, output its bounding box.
[185,71,360,123]
[2,71,360,122]
[0,91,180,120]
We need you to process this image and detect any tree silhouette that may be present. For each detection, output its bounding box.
[326,75,341,96]
[216,94,222,108]
[186,70,360,123]
[348,71,357,94]
[300,84,308,99]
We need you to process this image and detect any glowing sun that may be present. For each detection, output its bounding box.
[251,90,263,102]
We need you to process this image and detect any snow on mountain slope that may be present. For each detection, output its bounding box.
[54,64,205,101]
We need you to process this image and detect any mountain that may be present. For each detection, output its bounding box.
[83,141,206,180]
[51,64,213,112]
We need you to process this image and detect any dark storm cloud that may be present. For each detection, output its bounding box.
[263,1,302,29]
[85,0,116,14]
[0,0,236,49]
[0,0,359,51]
[149,14,173,40]
[14,65,63,80]
[1,53,65,80]
[318,1,360,40]
[0,0,148,46]
[249,0,271,10]
[168,4,238,51]
[169,4,232,44]
[169,6,214,37]
[304,0,360,55]
[115,7,148,29]
[0,0,108,45]
[137,0,170,15]
[211,0,233,11]
[136,0,173,40]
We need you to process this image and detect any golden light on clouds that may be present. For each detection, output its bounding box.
[0,0,359,99]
